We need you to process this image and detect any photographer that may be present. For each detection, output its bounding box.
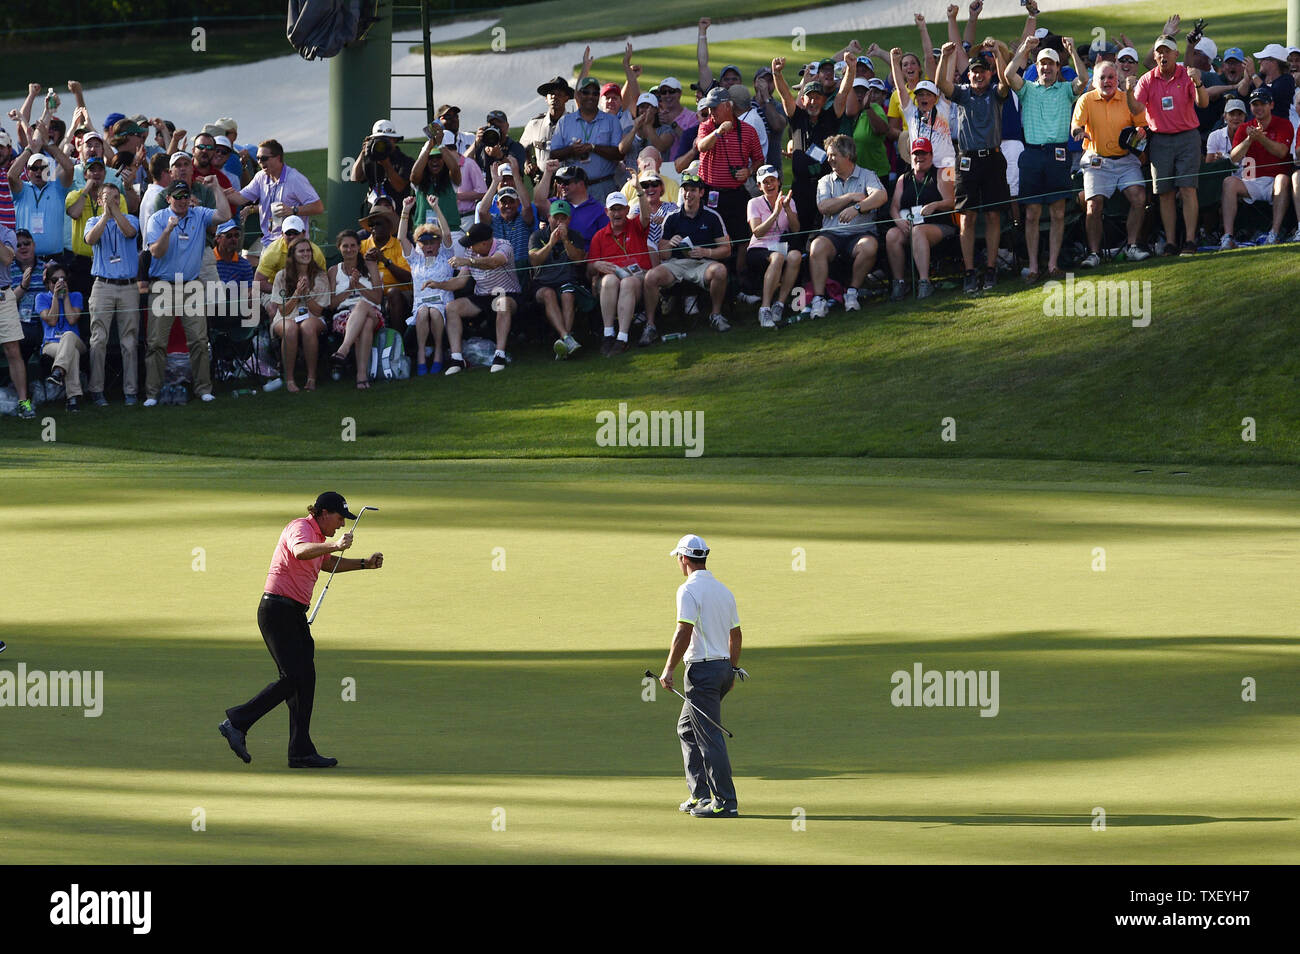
[468,110,527,179]
[348,119,414,212]
[36,260,86,413]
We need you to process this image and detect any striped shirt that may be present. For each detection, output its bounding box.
[1019,79,1079,145]
[468,238,520,294]
[696,117,764,190]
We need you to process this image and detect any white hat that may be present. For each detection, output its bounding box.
[214,135,233,149]
[1254,43,1290,62]
[371,118,399,138]
[26,153,47,168]
[168,150,191,166]
[496,162,514,177]
[756,163,780,181]
[656,76,683,92]
[281,215,307,233]
[852,77,870,90]
[1153,37,1179,53]
[1117,46,1140,61]
[669,534,710,559]
[1034,28,1049,39]
[1195,37,1218,60]
[605,191,629,209]
[636,92,659,108]
[1223,99,1247,114]
[913,79,941,96]
[1036,48,1061,63]
[0,131,10,148]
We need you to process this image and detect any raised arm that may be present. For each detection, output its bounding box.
[1006,36,1036,93]
[833,50,857,118]
[622,42,641,104]
[891,48,912,110]
[696,19,714,93]
[771,57,798,117]
[936,42,958,98]
[915,13,938,80]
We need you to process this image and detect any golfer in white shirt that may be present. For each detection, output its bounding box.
[659,534,743,817]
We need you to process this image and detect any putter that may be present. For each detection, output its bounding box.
[643,669,733,738]
[0,640,6,653]
[308,506,379,624]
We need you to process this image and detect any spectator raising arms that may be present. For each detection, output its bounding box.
[395,195,453,377]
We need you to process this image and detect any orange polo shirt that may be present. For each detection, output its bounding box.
[1072,89,1146,158]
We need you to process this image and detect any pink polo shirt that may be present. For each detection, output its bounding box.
[265,516,326,605]
[1133,64,1199,134]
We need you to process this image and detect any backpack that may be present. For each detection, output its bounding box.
[368,328,410,381]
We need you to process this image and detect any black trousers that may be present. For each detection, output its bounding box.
[226,594,319,757]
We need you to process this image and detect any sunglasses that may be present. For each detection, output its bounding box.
[16,241,33,248]
[418,234,439,243]
[642,181,663,188]
[256,154,274,163]
[194,144,215,151]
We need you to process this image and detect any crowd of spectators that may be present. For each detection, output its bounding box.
[3,4,1299,415]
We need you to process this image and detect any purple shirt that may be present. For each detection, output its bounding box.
[239,163,320,244]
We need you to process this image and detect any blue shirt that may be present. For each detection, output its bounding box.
[147,205,216,280]
[84,213,140,279]
[549,110,623,183]
[13,179,70,257]
[35,290,84,343]
[489,211,534,269]
[567,196,609,244]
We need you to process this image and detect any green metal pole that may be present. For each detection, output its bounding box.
[422,0,435,125]
[327,1,394,253]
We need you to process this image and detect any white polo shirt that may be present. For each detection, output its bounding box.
[676,569,740,662]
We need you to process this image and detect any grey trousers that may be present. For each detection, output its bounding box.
[678,659,737,806]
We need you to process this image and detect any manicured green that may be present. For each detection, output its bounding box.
[588,0,1287,90]
[1,459,1295,863]
[425,0,838,55]
[2,251,1297,468]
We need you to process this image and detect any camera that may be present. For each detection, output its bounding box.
[369,137,391,158]
[482,127,501,148]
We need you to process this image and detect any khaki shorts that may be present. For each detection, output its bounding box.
[0,289,22,344]
[661,257,713,286]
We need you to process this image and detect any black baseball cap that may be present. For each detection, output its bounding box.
[314,491,357,519]
[1249,88,1274,104]
[166,181,191,198]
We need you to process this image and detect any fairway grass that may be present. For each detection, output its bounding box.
[2,459,1296,864]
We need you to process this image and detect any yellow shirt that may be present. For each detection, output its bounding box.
[66,189,128,259]
[256,236,327,281]
[359,234,410,294]
[1071,89,1146,158]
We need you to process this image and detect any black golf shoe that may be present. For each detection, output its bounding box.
[288,753,338,768]
[219,719,251,763]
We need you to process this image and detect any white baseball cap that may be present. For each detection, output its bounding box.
[281,215,307,233]
[852,77,870,90]
[168,150,192,166]
[913,79,941,96]
[496,162,514,177]
[670,534,710,559]
[636,92,659,108]
[1036,48,1061,63]
[1223,99,1247,115]
[371,118,399,137]
[214,135,233,149]
[1254,43,1290,62]
[1153,37,1179,53]
[756,163,780,181]
[605,191,629,209]
[1117,46,1140,61]
[656,76,683,92]
[1195,37,1218,60]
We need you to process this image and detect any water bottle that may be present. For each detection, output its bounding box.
[661,332,687,341]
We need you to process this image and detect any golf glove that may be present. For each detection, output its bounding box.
[732,667,749,682]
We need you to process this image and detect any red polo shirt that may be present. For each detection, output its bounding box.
[1231,115,1295,180]
[588,216,653,271]
[265,516,326,605]
[695,117,764,190]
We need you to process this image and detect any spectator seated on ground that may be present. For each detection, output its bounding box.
[396,195,454,378]
[256,215,326,310]
[529,198,589,359]
[36,260,86,412]
[327,228,386,387]
[442,222,520,375]
[886,137,957,301]
[268,235,330,393]
[1220,89,1295,246]
[642,171,731,337]
[746,164,802,328]
[806,134,887,317]
[587,190,654,355]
